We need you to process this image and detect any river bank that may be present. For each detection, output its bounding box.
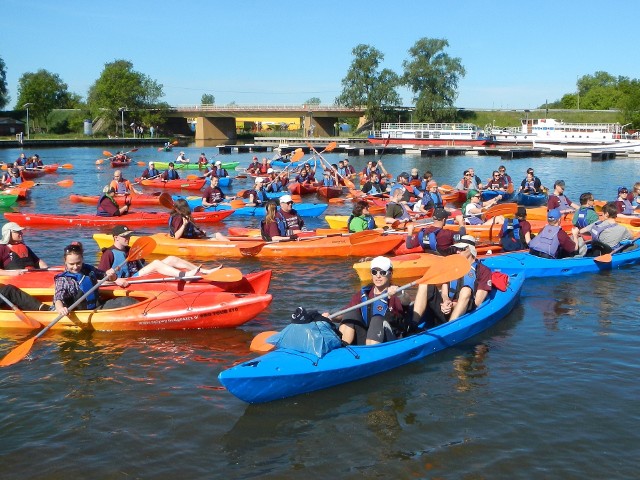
[0,137,171,149]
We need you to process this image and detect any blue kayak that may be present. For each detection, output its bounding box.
[481,189,514,203]
[483,240,640,278]
[218,273,524,403]
[203,176,232,188]
[514,191,548,207]
[180,197,328,217]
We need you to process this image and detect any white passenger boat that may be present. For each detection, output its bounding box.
[368,122,489,147]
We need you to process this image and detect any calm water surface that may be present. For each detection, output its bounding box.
[1,145,639,479]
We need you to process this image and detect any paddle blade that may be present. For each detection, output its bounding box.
[593,253,612,263]
[103,150,113,157]
[95,159,104,165]
[0,337,36,367]
[159,192,175,210]
[328,198,345,204]
[128,237,157,260]
[250,330,277,353]
[484,202,517,220]
[323,141,337,152]
[137,161,146,166]
[416,255,471,285]
[57,179,74,187]
[230,199,246,209]
[205,267,243,282]
[291,149,304,162]
[61,163,74,169]
[171,140,179,146]
[21,181,35,189]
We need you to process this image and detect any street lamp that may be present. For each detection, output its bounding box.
[118,107,126,138]
[23,103,33,140]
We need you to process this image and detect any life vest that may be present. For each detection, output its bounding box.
[5,243,36,269]
[57,269,98,309]
[108,247,142,277]
[529,225,562,258]
[169,214,199,239]
[147,168,160,178]
[500,218,524,251]
[388,201,411,221]
[347,214,375,233]
[574,206,595,228]
[448,263,477,300]
[417,228,442,252]
[322,176,335,187]
[96,195,117,216]
[554,194,572,211]
[274,211,298,236]
[359,285,388,327]
[113,180,129,194]
[590,221,617,245]
[217,168,228,178]
[166,169,179,180]
[618,199,634,215]
[424,191,443,208]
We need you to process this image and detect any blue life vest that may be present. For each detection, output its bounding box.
[274,211,289,236]
[529,225,562,258]
[166,170,179,180]
[417,228,442,252]
[574,206,595,228]
[448,263,477,300]
[359,285,388,326]
[114,180,128,194]
[109,248,142,278]
[58,269,98,309]
[554,194,572,211]
[425,191,443,208]
[148,168,160,177]
[500,218,525,251]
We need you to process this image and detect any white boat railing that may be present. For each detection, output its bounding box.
[380,122,480,132]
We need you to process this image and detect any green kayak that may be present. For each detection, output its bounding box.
[153,161,239,171]
[0,194,19,208]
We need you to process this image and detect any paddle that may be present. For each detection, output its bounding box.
[97,148,139,165]
[35,179,74,188]
[158,193,207,236]
[593,236,639,263]
[250,255,471,352]
[0,291,42,328]
[483,202,517,220]
[308,142,356,190]
[106,267,244,285]
[0,237,156,367]
[60,164,74,169]
[133,173,163,185]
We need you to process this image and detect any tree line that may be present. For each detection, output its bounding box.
[1,43,640,135]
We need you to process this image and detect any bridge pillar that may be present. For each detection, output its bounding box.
[196,116,237,141]
[302,115,339,137]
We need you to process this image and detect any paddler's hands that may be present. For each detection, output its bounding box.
[115,278,129,288]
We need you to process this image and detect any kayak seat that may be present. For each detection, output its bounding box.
[586,240,612,257]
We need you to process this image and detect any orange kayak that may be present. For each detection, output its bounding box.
[136,177,206,191]
[69,193,164,206]
[94,231,403,258]
[0,289,272,331]
[0,269,272,295]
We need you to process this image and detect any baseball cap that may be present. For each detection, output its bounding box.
[215,160,222,166]
[618,186,629,194]
[0,222,25,245]
[547,208,561,221]
[267,168,274,174]
[112,225,134,237]
[467,189,480,199]
[252,156,258,160]
[370,256,392,272]
[554,180,565,188]
[255,176,264,184]
[397,172,410,181]
[433,208,450,220]
[279,194,293,203]
[452,235,477,257]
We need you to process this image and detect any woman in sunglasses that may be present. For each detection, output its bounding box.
[485,170,508,190]
[462,189,504,225]
[615,186,635,215]
[455,170,479,191]
[53,242,129,316]
[334,256,409,345]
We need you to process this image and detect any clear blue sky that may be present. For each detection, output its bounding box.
[3,0,639,110]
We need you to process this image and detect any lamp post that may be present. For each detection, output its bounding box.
[119,107,126,138]
[23,103,33,140]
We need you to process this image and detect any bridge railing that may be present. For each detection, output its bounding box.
[172,104,365,112]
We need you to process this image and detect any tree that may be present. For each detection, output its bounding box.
[618,78,640,128]
[87,59,164,134]
[402,38,466,122]
[15,69,76,129]
[0,56,8,109]
[336,44,401,127]
[201,93,215,105]
[305,97,321,105]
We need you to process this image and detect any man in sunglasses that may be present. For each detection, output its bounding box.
[547,180,579,215]
[412,235,493,326]
[615,186,635,215]
[275,194,305,236]
[335,256,408,345]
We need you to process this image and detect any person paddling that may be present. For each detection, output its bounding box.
[97,185,129,216]
[141,161,161,179]
[0,222,48,274]
[162,162,180,181]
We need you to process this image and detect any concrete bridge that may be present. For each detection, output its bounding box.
[167,104,366,140]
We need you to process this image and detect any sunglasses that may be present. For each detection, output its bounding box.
[371,268,391,277]
[283,201,294,205]
[493,175,500,177]
[64,244,84,254]
[464,174,472,177]
[620,190,628,194]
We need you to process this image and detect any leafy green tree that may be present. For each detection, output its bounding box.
[402,38,465,122]
[0,56,9,109]
[201,93,215,104]
[15,69,76,129]
[87,59,164,134]
[305,97,321,105]
[618,78,640,128]
[336,44,401,127]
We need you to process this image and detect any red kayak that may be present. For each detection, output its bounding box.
[288,182,318,195]
[21,164,59,179]
[317,186,343,199]
[1,269,272,295]
[111,160,132,168]
[4,209,234,228]
[136,177,206,191]
[69,193,163,206]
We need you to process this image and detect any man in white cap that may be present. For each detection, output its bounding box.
[141,161,160,179]
[214,160,228,178]
[176,151,189,163]
[413,235,493,325]
[331,256,409,345]
[0,222,48,273]
[275,194,305,234]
